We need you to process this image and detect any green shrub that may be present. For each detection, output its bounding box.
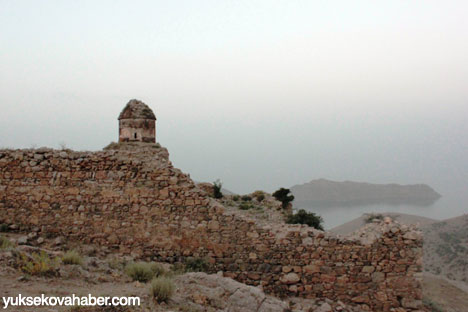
[170,263,187,275]
[185,257,209,272]
[150,276,175,302]
[213,179,223,199]
[125,262,156,282]
[125,261,166,282]
[167,258,209,275]
[149,262,166,277]
[21,251,58,276]
[0,235,12,249]
[232,195,240,201]
[286,209,324,230]
[272,188,294,209]
[252,191,265,202]
[239,203,253,210]
[0,224,10,232]
[62,250,83,265]
[241,195,252,201]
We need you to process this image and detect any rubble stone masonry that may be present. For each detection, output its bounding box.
[0,144,423,311]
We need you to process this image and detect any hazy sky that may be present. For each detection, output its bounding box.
[1,1,467,199]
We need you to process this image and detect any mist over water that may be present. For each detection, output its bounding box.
[308,188,468,229]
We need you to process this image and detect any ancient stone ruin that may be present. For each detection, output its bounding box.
[0,100,424,311]
[118,99,156,143]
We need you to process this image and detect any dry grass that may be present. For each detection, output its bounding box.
[21,251,58,276]
[150,276,175,302]
[125,261,166,282]
[62,250,83,265]
[0,235,13,249]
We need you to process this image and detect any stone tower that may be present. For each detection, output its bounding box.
[118,99,156,143]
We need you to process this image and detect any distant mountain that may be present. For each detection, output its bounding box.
[290,179,441,209]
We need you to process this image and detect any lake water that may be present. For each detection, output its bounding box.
[302,187,468,229]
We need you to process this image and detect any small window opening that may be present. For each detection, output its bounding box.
[134,133,137,139]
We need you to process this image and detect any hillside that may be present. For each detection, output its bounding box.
[330,212,437,236]
[422,273,468,312]
[424,214,468,285]
[331,213,468,299]
[291,179,441,209]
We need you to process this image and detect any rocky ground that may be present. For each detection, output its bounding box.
[0,231,374,312]
[330,213,437,237]
[1,191,463,311]
[331,213,468,312]
[421,273,468,312]
[218,191,289,226]
[423,215,468,285]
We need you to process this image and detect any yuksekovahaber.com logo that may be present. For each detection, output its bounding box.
[2,294,140,309]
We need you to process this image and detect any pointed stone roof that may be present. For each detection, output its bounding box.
[118,99,156,120]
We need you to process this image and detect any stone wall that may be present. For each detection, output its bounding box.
[0,144,423,311]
